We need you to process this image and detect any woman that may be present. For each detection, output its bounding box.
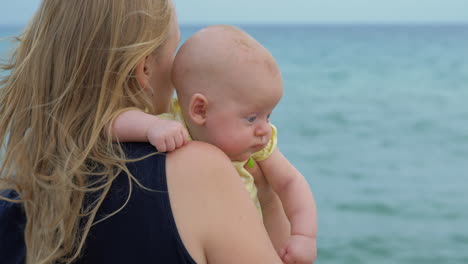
[0,0,283,263]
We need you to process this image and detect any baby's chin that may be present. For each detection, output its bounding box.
[227,152,252,162]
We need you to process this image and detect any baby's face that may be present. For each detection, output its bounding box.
[203,71,283,161]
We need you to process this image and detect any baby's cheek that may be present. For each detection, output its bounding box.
[208,128,251,159]
[216,141,241,156]
[217,138,247,158]
[205,133,234,153]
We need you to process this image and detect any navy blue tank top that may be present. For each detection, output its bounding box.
[0,142,197,264]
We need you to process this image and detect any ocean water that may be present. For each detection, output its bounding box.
[2,24,468,263]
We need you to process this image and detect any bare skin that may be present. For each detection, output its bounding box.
[166,141,282,263]
[245,160,291,252]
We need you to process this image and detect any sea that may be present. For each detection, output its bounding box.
[2,24,468,263]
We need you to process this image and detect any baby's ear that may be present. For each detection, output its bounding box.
[188,93,208,125]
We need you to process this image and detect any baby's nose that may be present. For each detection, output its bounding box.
[255,122,271,137]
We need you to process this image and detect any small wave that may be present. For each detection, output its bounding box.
[349,236,392,257]
[336,202,397,215]
[451,234,468,244]
[327,70,350,81]
[321,111,348,125]
[410,119,435,132]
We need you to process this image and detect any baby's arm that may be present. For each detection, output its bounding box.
[258,148,317,264]
[111,109,189,152]
[245,160,290,253]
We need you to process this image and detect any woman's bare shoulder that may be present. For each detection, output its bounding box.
[165,141,282,264]
[166,141,240,188]
[167,140,230,166]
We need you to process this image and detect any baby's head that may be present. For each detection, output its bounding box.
[172,25,283,161]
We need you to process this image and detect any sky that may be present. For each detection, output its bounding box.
[1,0,468,26]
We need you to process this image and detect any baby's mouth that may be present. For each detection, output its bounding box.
[252,143,267,152]
[253,136,268,150]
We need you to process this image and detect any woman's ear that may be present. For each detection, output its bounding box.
[188,93,208,125]
[135,55,154,95]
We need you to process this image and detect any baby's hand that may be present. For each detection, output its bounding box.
[280,235,317,264]
[146,119,189,152]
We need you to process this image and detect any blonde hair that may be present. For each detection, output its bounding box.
[0,0,173,263]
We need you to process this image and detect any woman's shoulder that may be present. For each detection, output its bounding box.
[165,141,282,263]
[167,141,232,167]
[165,141,241,195]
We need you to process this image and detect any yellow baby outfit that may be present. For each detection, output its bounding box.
[158,99,277,215]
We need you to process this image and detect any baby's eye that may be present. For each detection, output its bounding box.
[267,113,271,120]
[246,116,257,123]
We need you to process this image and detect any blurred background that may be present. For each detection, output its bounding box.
[1,1,468,263]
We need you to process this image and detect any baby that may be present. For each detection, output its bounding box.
[112,25,317,264]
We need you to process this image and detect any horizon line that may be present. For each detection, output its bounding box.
[1,21,468,28]
[180,21,468,26]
